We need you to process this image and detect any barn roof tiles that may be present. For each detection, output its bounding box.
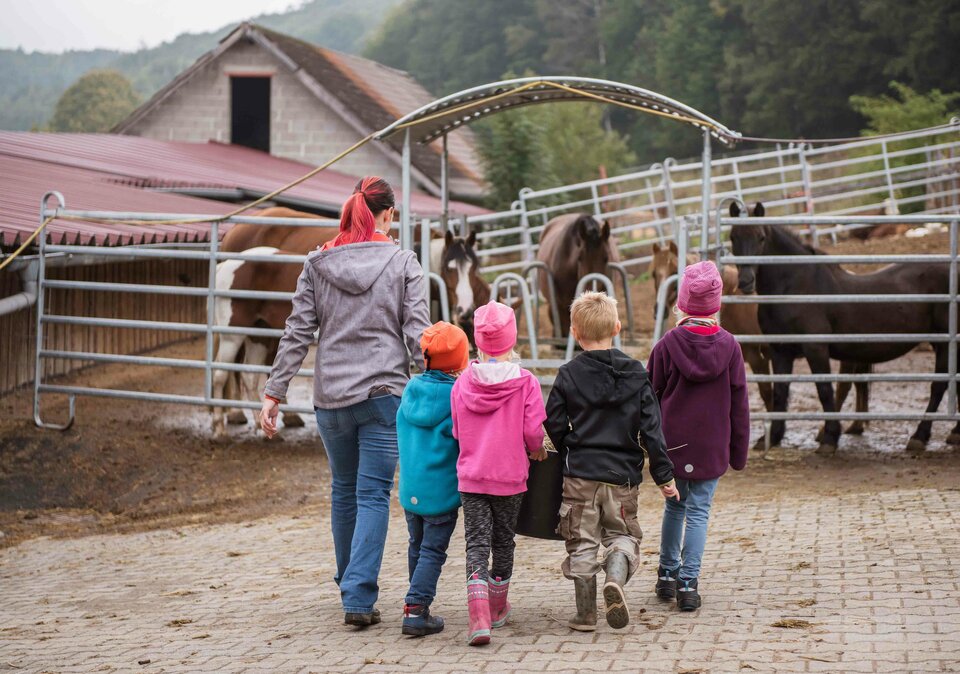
[0,131,487,250]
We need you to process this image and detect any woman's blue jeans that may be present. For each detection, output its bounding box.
[659,477,719,581]
[314,395,400,615]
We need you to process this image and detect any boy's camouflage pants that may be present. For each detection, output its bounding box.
[557,477,643,581]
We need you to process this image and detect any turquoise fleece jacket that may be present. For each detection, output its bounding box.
[397,370,461,516]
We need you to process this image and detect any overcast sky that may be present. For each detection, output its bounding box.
[1,0,303,53]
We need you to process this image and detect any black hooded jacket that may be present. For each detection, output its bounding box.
[545,349,674,487]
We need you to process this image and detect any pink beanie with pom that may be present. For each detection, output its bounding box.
[474,301,518,357]
[677,261,722,316]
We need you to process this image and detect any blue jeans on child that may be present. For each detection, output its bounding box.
[314,394,401,615]
[404,508,459,606]
[659,477,720,581]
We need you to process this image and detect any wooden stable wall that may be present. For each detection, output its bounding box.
[0,258,207,396]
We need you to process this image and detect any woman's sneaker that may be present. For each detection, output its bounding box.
[677,578,702,611]
[656,567,678,600]
[401,604,444,636]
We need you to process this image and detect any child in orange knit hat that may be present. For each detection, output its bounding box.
[395,321,469,636]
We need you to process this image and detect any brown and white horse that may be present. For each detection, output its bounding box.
[212,246,302,438]
[430,231,490,344]
[216,207,334,429]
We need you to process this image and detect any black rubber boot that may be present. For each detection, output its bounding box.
[656,566,678,600]
[602,552,630,629]
[677,578,702,611]
[567,576,597,632]
[344,608,381,627]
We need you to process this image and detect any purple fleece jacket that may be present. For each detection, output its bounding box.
[646,327,750,480]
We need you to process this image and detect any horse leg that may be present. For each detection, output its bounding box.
[769,349,794,447]
[801,344,841,455]
[225,366,248,426]
[907,344,949,453]
[211,334,244,439]
[269,338,305,428]
[743,344,774,412]
[239,338,270,434]
[742,344,773,450]
[844,362,870,436]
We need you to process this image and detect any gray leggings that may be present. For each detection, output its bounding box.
[460,491,524,583]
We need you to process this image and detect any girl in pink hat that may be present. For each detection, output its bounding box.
[646,260,750,612]
[450,300,547,646]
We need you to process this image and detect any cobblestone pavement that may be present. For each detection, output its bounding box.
[2,484,959,673]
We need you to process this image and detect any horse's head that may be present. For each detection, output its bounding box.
[440,230,490,342]
[574,215,613,278]
[729,202,767,294]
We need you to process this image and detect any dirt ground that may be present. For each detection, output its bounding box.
[1,228,957,550]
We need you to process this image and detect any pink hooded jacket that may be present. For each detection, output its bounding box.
[451,361,547,496]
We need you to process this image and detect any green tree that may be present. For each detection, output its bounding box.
[850,81,960,135]
[49,69,140,132]
[477,107,556,211]
[478,101,636,210]
[538,103,637,186]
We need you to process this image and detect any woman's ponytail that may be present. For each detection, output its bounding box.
[329,176,395,248]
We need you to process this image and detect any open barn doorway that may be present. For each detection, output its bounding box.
[230,76,270,153]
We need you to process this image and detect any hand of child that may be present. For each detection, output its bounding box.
[660,482,680,501]
[529,446,548,462]
[259,398,280,439]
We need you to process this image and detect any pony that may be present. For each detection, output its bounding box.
[649,234,870,442]
[430,230,490,345]
[536,213,619,337]
[730,208,959,454]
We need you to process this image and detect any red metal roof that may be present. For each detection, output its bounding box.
[0,132,487,249]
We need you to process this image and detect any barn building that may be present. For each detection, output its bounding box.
[113,23,485,201]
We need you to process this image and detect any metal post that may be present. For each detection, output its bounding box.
[677,217,689,280]
[440,134,449,230]
[659,160,678,238]
[34,192,74,429]
[401,128,412,251]
[700,130,712,261]
[421,217,431,302]
[652,273,679,343]
[776,143,788,200]
[590,183,602,218]
[798,143,816,243]
[517,192,534,262]
[949,219,958,414]
[204,220,219,403]
[881,139,897,210]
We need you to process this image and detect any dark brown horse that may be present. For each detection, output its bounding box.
[431,231,490,344]
[536,213,619,336]
[731,213,959,454]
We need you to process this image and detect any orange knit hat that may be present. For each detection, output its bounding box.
[420,321,469,373]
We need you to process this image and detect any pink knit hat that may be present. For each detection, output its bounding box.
[474,301,518,357]
[677,261,722,316]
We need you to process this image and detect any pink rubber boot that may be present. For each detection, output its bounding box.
[488,576,511,628]
[467,574,491,646]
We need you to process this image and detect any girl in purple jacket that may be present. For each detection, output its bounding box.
[646,261,750,611]
[451,300,547,646]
